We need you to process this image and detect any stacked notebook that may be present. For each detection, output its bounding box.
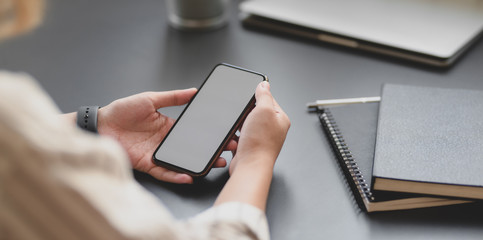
[317,84,483,212]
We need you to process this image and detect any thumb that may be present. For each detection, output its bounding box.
[255,81,273,107]
[149,88,197,109]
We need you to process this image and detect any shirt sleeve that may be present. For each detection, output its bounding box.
[179,202,270,240]
[0,71,271,240]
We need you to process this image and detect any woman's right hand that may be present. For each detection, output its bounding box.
[215,81,289,211]
[229,81,291,175]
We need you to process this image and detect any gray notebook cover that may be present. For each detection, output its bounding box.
[373,84,483,187]
[319,103,467,212]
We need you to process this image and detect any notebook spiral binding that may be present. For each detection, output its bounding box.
[318,109,374,206]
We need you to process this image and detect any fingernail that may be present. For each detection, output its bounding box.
[261,81,269,88]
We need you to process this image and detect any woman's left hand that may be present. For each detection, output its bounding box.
[97,89,235,184]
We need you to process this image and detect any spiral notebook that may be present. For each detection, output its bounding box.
[318,102,470,212]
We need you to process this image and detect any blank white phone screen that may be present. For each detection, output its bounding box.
[154,65,264,173]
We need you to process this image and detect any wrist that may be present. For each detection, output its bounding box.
[234,152,277,169]
[231,153,276,176]
[96,107,107,134]
[217,156,274,211]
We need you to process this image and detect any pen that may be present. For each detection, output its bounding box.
[306,96,381,108]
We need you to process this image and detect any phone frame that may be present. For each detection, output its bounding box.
[152,63,268,177]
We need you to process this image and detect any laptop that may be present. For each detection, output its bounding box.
[239,0,483,67]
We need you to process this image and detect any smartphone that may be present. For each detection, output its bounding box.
[152,63,267,177]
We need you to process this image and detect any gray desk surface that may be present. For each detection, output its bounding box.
[2,0,483,239]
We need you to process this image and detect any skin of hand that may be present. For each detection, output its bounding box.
[67,88,236,184]
[215,81,291,211]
